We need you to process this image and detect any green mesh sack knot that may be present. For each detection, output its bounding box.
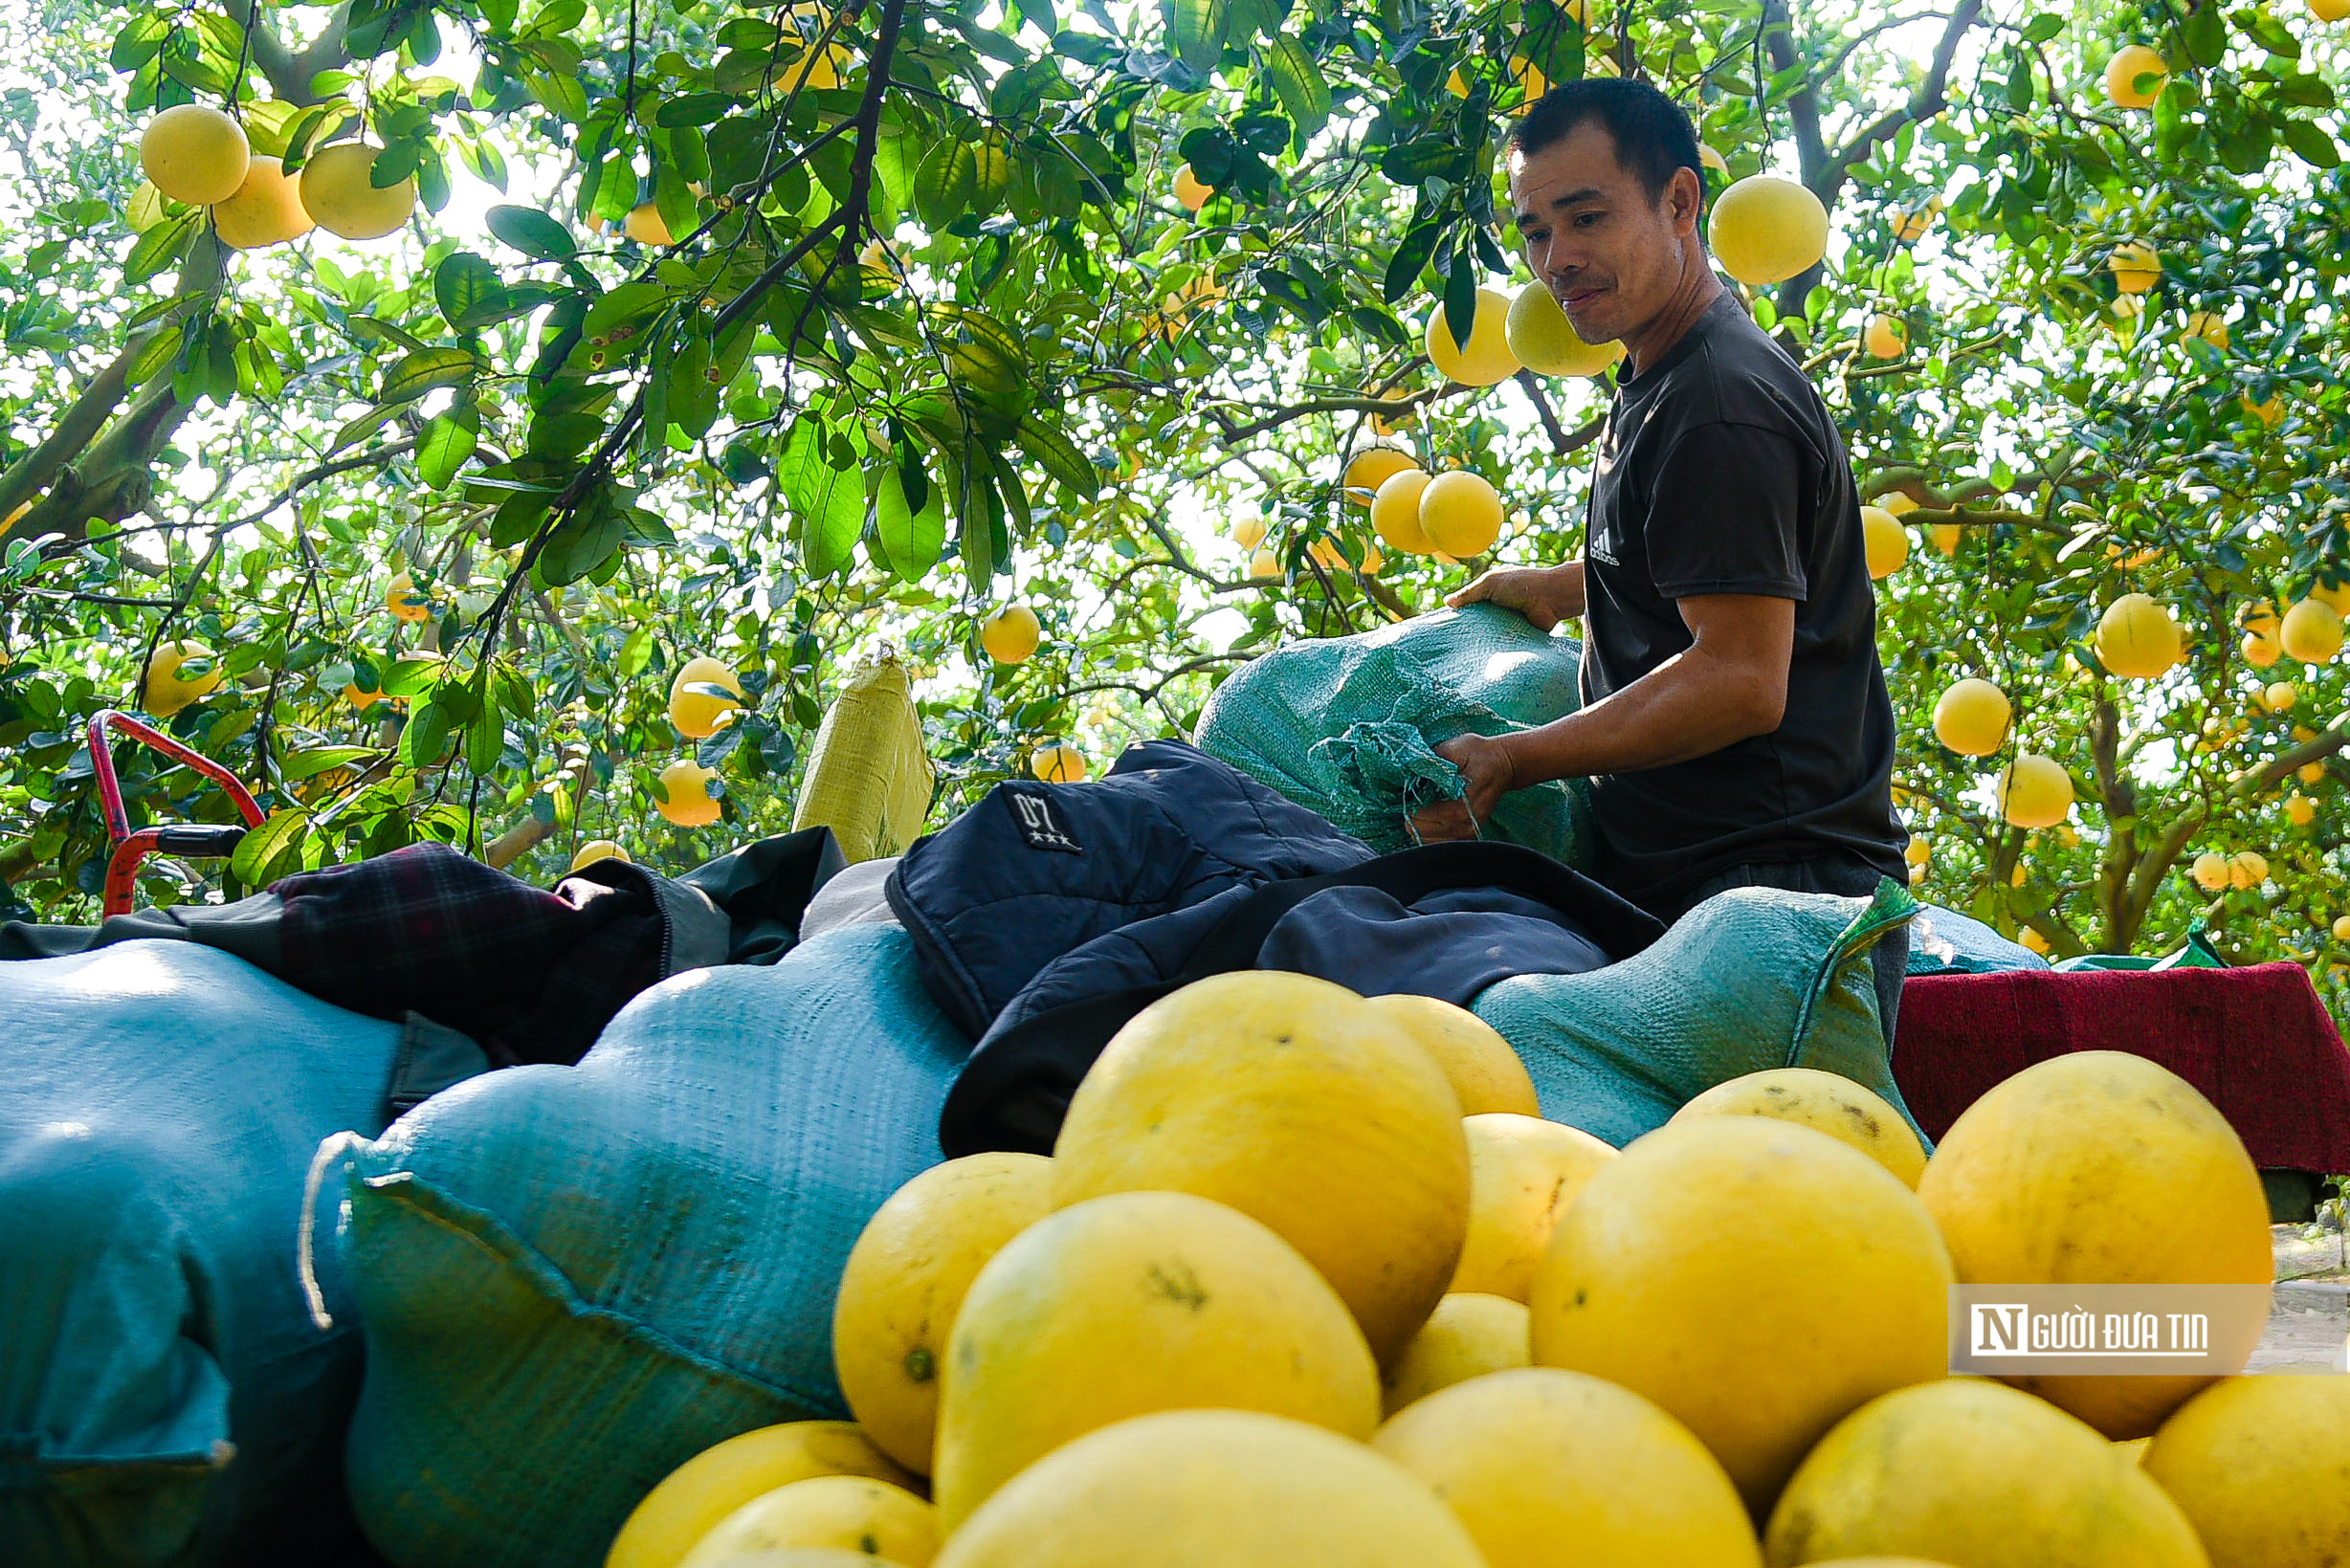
[1194,603,1593,864]
[1474,880,1925,1149]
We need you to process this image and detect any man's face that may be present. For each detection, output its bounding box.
[1507,120,1702,346]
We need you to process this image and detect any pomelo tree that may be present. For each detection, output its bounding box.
[1,0,2347,995]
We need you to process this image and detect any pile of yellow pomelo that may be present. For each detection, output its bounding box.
[139,102,417,249]
[600,971,2339,1568]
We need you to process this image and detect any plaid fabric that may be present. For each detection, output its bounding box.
[273,842,663,1067]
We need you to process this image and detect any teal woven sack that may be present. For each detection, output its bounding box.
[1473,882,1925,1149]
[0,941,407,1568]
[1906,901,2051,976]
[1195,603,1593,864]
[336,923,967,1568]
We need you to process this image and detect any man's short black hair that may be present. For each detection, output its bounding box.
[1507,77,1706,204]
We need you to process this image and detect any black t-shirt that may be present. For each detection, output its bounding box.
[1579,290,1905,915]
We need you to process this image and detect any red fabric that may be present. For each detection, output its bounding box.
[1895,961,2350,1174]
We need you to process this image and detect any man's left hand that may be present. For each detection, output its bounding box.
[1408,732,1517,843]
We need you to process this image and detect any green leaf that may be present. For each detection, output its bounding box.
[1170,0,1230,72]
[1259,35,1329,149]
[125,210,195,284]
[486,203,577,259]
[281,744,380,781]
[380,347,481,404]
[1013,414,1098,499]
[432,252,502,332]
[2280,117,2340,167]
[656,92,736,126]
[1385,221,1441,303]
[381,653,447,698]
[229,808,311,887]
[781,420,864,580]
[2183,4,2226,68]
[418,402,481,490]
[875,457,947,582]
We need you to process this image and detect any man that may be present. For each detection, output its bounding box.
[1408,77,1911,1037]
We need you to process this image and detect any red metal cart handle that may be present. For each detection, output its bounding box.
[87,709,266,916]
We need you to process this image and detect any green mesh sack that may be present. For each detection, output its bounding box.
[1473,881,1924,1149]
[1194,604,1593,864]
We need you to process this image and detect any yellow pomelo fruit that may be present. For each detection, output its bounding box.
[832,1152,1054,1474]
[1699,143,1729,174]
[1863,314,1906,360]
[2145,1373,2350,1567]
[387,570,432,622]
[1904,837,1930,868]
[1377,1366,1762,1568]
[1343,444,1420,501]
[2108,239,2162,293]
[2303,760,2328,784]
[2242,390,2285,426]
[1996,753,2073,829]
[1051,970,1470,1365]
[932,1408,1487,1568]
[2281,597,2343,663]
[2016,925,2050,955]
[2242,629,2281,668]
[2315,0,2350,18]
[1708,175,1829,287]
[2286,793,2317,826]
[1763,1379,2208,1568]
[1420,471,1504,557]
[344,683,386,710]
[299,142,419,241]
[142,640,223,718]
[1364,993,1539,1115]
[568,839,628,872]
[1876,492,1918,516]
[677,1475,934,1568]
[1861,505,1909,579]
[2190,851,2230,893]
[1930,521,1962,555]
[1029,741,1085,782]
[2183,310,2229,350]
[606,1422,916,1568]
[668,655,745,739]
[2242,598,2281,636]
[1931,677,2009,757]
[141,103,250,207]
[1378,1293,1530,1417]
[2336,915,2350,942]
[681,1554,886,1567]
[1248,546,1281,580]
[1916,1051,2272,1439]
[2095,593,2182,678]
[1452,1114,1615,1301]
[2104,45,2169,109]
[624,201,675,246]
[1529,1118,1952,1513]
[1425,288,1522,386]
[788,44,849,91]
[657,759,722,827]
[1890,196,1942,244]
[1670,1069,1926,1189]
[2263,680,2297,712]
[212,155,314,249]
[2228,850,2268,890]
[1371,468,1435,554]
[979,604,1040,664]
[1231,516,1268,549]
[2117,1434,2153,1463]
[931,1190,1381,1532]
[1506,283,1623,378]
[1173,165,1210,212]
[2310,578,2350,615]
[1307,537,1382,574]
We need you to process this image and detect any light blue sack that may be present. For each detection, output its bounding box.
[1905,901,2051,976]
[1474,883,1926,1149]
[0,940,410,1567]
[336,923,966,1568]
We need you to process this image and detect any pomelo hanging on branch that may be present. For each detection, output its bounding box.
[1707,175,1829,286]
[139,103,250,207]
[1505,283,1622,377]
[1425,288,1522,386]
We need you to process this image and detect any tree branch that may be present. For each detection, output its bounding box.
[219,0,352,104]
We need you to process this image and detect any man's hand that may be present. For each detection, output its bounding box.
[1445,563,1585,631]
[1408,732,1518,844]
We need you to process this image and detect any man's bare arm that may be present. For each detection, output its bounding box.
[1410,593,1795,839]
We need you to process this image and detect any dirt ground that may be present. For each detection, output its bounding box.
[2259,1222,2350,1375]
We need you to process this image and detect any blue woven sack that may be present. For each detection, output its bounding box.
[1474,883,1925,1149]
[1195,603,1593,864]
[335,923,966,1568]
[0,941,408,1567]
[1905,900,2051,976]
